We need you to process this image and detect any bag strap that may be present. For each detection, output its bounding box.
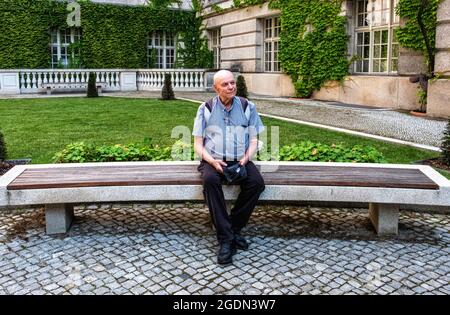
[204,96,250,125]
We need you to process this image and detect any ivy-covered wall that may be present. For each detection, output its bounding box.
[0,0,212,69]
[217,0,349,98]
[271,0,349,98]
[396,0,440,75]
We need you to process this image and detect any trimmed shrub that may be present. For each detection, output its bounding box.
[0,131,7,162]
[236,75,249,99]
[87,72,98,98]
[161,73,175,100]
[441,119,450,165]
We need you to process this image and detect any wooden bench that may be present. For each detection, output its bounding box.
[0,161,449,236]
[42,82,107,95]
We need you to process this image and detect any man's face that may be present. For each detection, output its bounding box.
[214,73,236,103]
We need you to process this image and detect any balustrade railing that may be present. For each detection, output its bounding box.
[17,69,121,93]
[137,69,205,91]
[0,69,208,94]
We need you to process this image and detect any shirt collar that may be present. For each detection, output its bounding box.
[216,96,235,112]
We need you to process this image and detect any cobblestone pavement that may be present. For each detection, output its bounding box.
[0,203,448,295]
[112,91,446,148]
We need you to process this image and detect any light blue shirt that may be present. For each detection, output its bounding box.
[192,96,265,160]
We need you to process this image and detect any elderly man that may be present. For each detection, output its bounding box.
[192,70,265,265]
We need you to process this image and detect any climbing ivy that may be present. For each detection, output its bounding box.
[212,0,349,98]
[396,0,440,75]
[272,0,349,97]
[0,0,212,69]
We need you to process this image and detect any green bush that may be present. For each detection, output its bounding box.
[54,140,384,164]
[0,130,7,162]
[441,119,450,165]
[276,141,385,163]
[87,72,98,98]
[52,141,188,163]
[236,75,249,98]
[161,73,175,100]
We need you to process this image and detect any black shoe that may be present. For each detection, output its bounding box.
[217,242,236,265]
[233,233,249,250]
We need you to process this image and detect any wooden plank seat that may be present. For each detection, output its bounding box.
[1,161,449,236]
[42,82,107,95]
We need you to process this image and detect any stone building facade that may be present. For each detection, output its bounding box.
[200,0,450,118]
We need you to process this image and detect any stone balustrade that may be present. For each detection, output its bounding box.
[0,69,208,94]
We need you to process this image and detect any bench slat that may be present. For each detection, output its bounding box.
[6,164,439,190]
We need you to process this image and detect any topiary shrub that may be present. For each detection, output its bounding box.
[0,130,7,162]
[441,119,450,165]
[87,72,98,98]
[236,75,249,99]
[161,73,175,100]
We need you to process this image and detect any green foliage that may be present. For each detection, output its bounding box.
[0,130,7,162]
[274,0,349,97]
[53,140,385,164]
[276,141,385,163]
[396,0,440,73]
[227,1,349,98]
[52,140,185,163]
[0,0,211,69]
[236,75,249,98]
[176,0,213,69]
[161,74,175,100]
[87,72,98,98]
[441,119,450,165]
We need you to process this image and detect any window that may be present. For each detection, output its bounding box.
[210,28,221,69]
[264,16,281,72]
[50,28,82,68]
[148,31,176,69]
[354,0,399,74]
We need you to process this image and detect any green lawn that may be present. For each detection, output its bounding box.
[0,97,441,168]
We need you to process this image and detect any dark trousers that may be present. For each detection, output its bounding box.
[198,160,265,245]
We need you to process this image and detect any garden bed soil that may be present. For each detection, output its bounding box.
[0,159,31,177]
[419,157,450,172]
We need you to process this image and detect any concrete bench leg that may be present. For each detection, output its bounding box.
[45,204,74,235]
[46,87,51,95]
[369,203,399,236]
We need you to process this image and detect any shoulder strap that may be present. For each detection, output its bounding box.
[204,97,250,124]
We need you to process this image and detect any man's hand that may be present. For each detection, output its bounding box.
[210,159,227,173]
[239,156,249,166]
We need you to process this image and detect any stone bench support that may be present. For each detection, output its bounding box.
[369,203,399,236]
[45,204,74,235]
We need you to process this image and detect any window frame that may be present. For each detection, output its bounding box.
[147,31,177,69]
[210,28,221,69]
[353,0,399,75]
[50,28,82,69]
[263,16,281,73]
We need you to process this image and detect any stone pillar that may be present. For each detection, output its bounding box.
[369,203,399,236]
[120,71,137,91]
[0,72,20,94]
[45,204,74,235]
[427,0,450,118]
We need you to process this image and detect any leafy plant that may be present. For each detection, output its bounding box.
[161,73,175,100]
[276,141,385,163]
[236,75,249,98]
[87,72,98,98]
[0,130,7,162]
[53,141,177,163]
[441,119,450,166]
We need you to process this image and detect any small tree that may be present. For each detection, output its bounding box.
[161,73,175,100]
[0,131,7,162]
[441,119,450,165]
[87,72,98,98]
[236,75,249,99]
